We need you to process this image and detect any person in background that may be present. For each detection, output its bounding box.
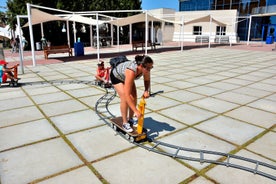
[22,36,28,50]
[15,35,20,52]
[10,37,16,53]
[110,55,153,132]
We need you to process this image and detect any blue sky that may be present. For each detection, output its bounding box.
[0,0,6,12]
[142,0,179,11]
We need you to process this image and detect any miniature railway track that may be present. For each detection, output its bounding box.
[20,80,275,180]
[94,84,276,181]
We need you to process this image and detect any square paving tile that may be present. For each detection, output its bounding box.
[57,83,90,90]
[265,93,276,102]
[0,90,26,100]
[213,91,257,105]
[159,128,236,170]
[232,87,271,98]
[190,97,239,113]
[162,90,204,103]
[159,104,216,125]
[0,138,82,184]
[37,166,102,184]
[0,119,58,151]
[248,83,276,93]
[150,83,179,93]
[31,92,71,104]
[246,132,276,159]
[66,87,106,98]
[185,77,214,85]
[223,78,253,86]
[93,147,194,184]
[189,176,214,184]
[187,86,224,96]
[168,81,199,89]
[0,106,44,127]
[0,97,34,111]
[262,78,276,86]
[79,94,105,107]
[67,126,133,162]
[44,74,70,81]
[51,109,103,134]
[23,86,60,96]
[247,99,276,113]
[39,99,88,117]
[195,116,264,145]
[225,106,276,128]
[145,95,182,111]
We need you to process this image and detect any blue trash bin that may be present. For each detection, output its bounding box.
[266,36,273,44]
[74,42,84,56]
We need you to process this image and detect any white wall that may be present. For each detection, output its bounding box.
[148,8,239,44]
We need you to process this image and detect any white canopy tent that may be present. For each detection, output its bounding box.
[23,8,65,27]
[183,14,227,48]
[110,12,182,54]
[21,4,238,68]
[25,4,113,66]
[110,12,158,54]
[63,14,106,25]
[62,14,107,47]
[184,15,226,26]
[110,12,161,26]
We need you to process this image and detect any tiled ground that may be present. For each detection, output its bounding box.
[0,46,275,184]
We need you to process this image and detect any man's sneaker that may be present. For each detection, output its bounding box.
[122,123,133,133]
[129,118,138,127]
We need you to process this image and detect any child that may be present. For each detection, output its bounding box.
[0,60,19,86]
[95,61,110,84]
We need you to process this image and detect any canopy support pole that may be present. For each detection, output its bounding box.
[40,23,44,38]
[145,11,148,55]
[90,24,93,47]
[247,15,252,45]
[117,26,120,52]
[181,15,184,52]
[96,13,100,61]
[16,15,24,74]
[27,3,36,66]
[66,20,70,47]
[208,15,212,48]
[129,24,132,44]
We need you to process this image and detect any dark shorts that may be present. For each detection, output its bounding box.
[110,69,124,85]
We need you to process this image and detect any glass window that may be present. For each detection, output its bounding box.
[216,26,226,35]
[193,26,202,35]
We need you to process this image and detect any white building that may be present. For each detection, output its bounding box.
[148,8,239,44]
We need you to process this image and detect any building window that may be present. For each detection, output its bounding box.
[193,26,202,35]
[216,26,226,35]
[165,22,174,26]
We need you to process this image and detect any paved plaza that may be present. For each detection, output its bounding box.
[0,43,275,183]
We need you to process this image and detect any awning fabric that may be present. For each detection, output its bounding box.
[184,15,226,26]
[23,8,65,27]
[110,13,161,26]
[63,14,106,25]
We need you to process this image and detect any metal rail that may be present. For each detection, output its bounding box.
[94,84,276,181]
[20,80,275,180]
